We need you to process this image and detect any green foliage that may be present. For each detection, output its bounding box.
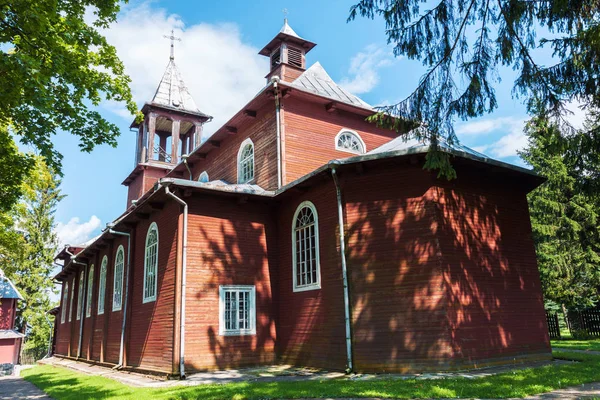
[348,0,600,178]
[0,126,34,212]
[0,0,139,209]
[20,351,600,399]
[521,115,600,308]
[0,158,63,351]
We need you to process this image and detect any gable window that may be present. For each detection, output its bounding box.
[76,270,85,320]
[335,130,366,154]
[143,222,159,303]
[198,171,209,183]
[113,245,125,311]
[219,285,256,336]
[69,278,74,322]
[98,256,108,315]
[237,139,255,184]
[61,282,69,324]
[292,201,321,291]
[86,265,94,318]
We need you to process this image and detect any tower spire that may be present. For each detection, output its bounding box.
[163,29,181,61]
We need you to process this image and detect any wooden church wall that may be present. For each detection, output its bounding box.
[282,98,400,186]
[183,195,277,371]
[55,282,71,356]
[274,179,348,371]
[104,235,128,365]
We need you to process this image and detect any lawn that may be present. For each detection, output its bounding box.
[21,351,600,400]
[551,339,600,352]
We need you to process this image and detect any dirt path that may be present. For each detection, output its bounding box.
[0,375,52,400]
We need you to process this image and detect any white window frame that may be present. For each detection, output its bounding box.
[198,171,209,183]
[86,265,94,318]
[292,201,321,292]
[68,277,74,322]
[218,285,256,336]
[112,245,125,311]
[335,129,366,155]
[61,282,69,324]
[143,222,159,304]
[76,270,85,320]
[237,138,255,184]
[98,256,108,315]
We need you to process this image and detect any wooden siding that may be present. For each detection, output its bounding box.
[282,98,399,185]
[0,299,16,330]
[127,166,172,209]
[184,196,277,371]
[275,180,347,370]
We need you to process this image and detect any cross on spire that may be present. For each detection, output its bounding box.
[282,8,288,23]
[163,29,181,61]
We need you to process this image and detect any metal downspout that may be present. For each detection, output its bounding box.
[107,226,131,369]
[272,76,282,189]
[163,184,188,379]
[330,166,353,372]
[71,258,87,359]
[182,155,193,180]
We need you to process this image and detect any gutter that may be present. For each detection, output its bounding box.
[330,165,353,373]
[161,181,188,379]
[106,225,131,369]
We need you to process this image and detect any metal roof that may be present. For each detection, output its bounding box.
[0,330,25,339]
[291,62,373,110]
[0,273,23,300]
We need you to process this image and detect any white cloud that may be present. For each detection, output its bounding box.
[340,44,395,95]
[101,2,268,136]
[457,116,527,158]
[55,216,102,248]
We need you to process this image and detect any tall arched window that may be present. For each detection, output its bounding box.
[144,222,159,303]
[86,265,94,318]
[69,277,74,322]
[76,269,85,320]
[237,139,255,183]
[113,245,125,311]
[198,171,209,183]
[98,256,108,315]
[61,282,69,324]
[335,129,366,154]
[292,201,321,291]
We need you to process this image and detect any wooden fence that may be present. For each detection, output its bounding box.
[545,311,561,339]
[566,308,600,338]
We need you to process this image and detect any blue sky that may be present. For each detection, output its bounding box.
[49,0,583,246]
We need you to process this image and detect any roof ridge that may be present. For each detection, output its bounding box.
[151,59,204,115]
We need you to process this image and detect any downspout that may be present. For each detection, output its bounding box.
[71,257,87,359]
[106,225,131,369]
[272,76,282,189]
[182,155,193,180]
[162,183,188,379]
[330,166,353,373]
[44,313,53,358]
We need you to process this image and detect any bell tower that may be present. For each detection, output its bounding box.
[259,19,316,83]
[123,31,212,208]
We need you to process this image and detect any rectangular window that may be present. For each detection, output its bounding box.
[219,286,256,336]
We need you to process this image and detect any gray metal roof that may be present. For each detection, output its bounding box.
[188,179,273,195]
[151,59,207,116]
[291,62,373,110]
[0,273,23,300]
[0,330,25,339]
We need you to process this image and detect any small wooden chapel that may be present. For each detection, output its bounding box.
[52,20,551,378]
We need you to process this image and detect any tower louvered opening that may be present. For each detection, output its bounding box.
[271,48,281,69]
[287,46,303,68]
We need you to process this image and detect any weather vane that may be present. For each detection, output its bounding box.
[283,8,288,23]
[163,29,181,61]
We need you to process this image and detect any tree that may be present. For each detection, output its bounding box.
[0,0,139,211]
[521,115,600,309]
[0,158,63,351]
[348,0,600,178]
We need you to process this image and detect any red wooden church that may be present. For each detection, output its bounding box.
[0,270,24,374]
[53,21,551,377]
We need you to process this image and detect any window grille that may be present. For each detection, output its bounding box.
[113,246,125,311]
[98,256,108,315]
[61,283,69,323]
[238,140,255,183]
[144,223,159,303]
[335,130,366,154]
[86,265,94,318]
[199,171,209,183]
[219,286,256,335]
[292,202,321,291]
[69,278,74,322]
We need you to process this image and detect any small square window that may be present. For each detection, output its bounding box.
[219,285,256,336]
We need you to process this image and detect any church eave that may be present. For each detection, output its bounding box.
[258,33,316,56]
[130,103,212,129]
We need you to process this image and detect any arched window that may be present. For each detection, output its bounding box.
[335,129,366,154]
[144,222,159,303]
[76,269,85,320]
[69,277,74,322]
[237,139,255,183]
[198,171,209,183]
[113,245,125,311]
[86,265,94,318]
[292,201,321,291]
[61,282,69,324]
[98,256,108,315]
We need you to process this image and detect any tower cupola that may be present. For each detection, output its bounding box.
[259,19,316,83]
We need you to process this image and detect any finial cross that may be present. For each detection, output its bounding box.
[163,29,181,60]
[282,8,288,22]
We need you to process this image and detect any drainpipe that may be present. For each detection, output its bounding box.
[182,154,193,180]
[272,76,282,189]
[71,257,88,359]
[44,314,54,358]
[106,224,131,369]
[162,183,188,379]
[330,166,353,373]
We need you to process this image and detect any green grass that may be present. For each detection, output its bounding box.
[551,338,600,351]
[21,351,600,400]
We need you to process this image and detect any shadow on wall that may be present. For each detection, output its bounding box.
[344,169,549,372]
